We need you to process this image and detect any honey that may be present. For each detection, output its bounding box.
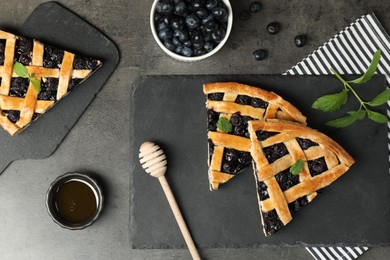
[53,179,97,224]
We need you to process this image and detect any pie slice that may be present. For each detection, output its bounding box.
[203,82,307,190]
[0,30,102,135]
[248,119,355,236]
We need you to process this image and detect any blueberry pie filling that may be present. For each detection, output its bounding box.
[203,82,307,190]
[0,30,102,135]
[248,119,354,236]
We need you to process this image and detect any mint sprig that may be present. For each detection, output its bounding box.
[13,62,41,93]
[290,159,304,175]
[312,49,390,128]
[216,117,232,133]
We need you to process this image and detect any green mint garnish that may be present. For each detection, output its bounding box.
[290,159,304,175]
[13,62,29,77]
[13,62,41,93]
[312,49,389,127]
[216,117,233,133]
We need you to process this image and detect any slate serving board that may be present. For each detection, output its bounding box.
[0,2,119,174]
[130,75,390,248]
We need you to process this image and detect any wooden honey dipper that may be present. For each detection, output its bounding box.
[139,142,201,260]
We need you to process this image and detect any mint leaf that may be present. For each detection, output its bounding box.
[30,78,41,93]
[216,117,233,133]
[349,49,381,84]
[367,88,390,107]
[348,110,366,120]
[290,159,304,175]
[312,90,348,112]
[13,62,29,77]
[367,110,387,123]
[326,110,366,128]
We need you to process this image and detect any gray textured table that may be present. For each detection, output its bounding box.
[0,0,389,259]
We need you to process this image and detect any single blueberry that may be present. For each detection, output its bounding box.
[194,47,206,56]
[178,29,189,42]
[239,10,251,21]
[164,40,176,51]
[157,21,167,31]
[212,7,227,20]
[267,22,280,34]
[203,41,214,52]
[162,15,173,26]
[196,8,209,19]
[191,30,204,44]
[202,14,214,25]
[156,0,174,14]
[294,34,306,47]
[174,1,187,15]
[174,45,184,54]
[158,27,173,41]
[172,37,182,46]
[249,1,261,13]
[204,20,218,33]
[171,16,184,30]
[205,0,217,10]
[186,14,200,29]
[183,40,193,48]
[211,28,225,43]
[182,46,194,57]
[252,49,267,61]
[230,113,242,126]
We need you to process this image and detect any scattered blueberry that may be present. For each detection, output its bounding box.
[294,34,306,47]
[239,10,251,21]
[249,1,261,13]
[267,22,280,34]
[252,49,267,61]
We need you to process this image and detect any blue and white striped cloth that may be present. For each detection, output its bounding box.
[284,12,390,260]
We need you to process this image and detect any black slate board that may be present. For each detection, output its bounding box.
[130,75,390,248]
[0,2,119,174]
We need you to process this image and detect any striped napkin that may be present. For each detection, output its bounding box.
[284,12,390,260]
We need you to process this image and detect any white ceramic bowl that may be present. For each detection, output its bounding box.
[150,0,233,62]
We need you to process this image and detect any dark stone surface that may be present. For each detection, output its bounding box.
[131,75,390,248]
[0,2,119,174]
[1,1,390,259]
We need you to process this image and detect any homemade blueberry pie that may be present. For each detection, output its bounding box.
[248,119,354,236]
[203,82,307,190]
[0,30,102,135]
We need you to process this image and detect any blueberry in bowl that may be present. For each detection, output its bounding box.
[150,0,233,62]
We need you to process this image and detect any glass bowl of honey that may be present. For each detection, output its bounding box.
[46,172,104,230]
